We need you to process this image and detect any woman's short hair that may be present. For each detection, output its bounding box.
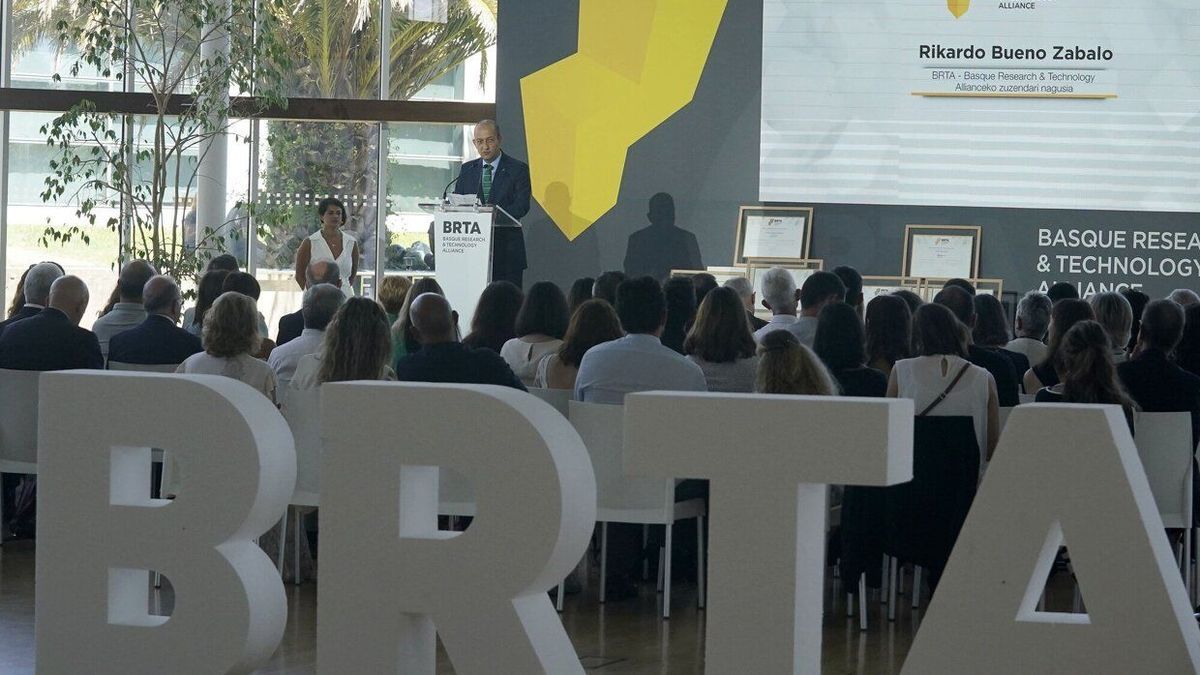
[377,276,413,315]
[755,330,837,396]
[866,294,912,367]
[202,292,261,358]
[558,299,624,368]
[813,302,866,371]
[1089,291,1133,352]
[318,297,392,383]
[684,286,756,363]
[317,197,348,225]
[913,303,968,358]
[221,271,261,301]
[972,293,1011,348]
[515,281,570,339]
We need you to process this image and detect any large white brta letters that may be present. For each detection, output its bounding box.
[624,392,914,675]
[36,371,296,675]
[903,404,1200,674]
[316,382,596,675]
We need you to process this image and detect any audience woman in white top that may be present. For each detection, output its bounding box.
[1089,291,1133,364]
[501,281,569,386]
[293,197,359,295]
[267,283,344,385]
[177,291,277,402]
[1006,291,1051,366]
[888,303,999,461]
[535,298,623,390]
[683,286,759,393]
[574,276,706,404]
[291,297,396,390]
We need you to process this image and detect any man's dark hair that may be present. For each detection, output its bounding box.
[1121,288,1150,351]
[799,271,846,309]
[515,281,570,339]
[1047,282,1080,304]
[691,273,719,306]
[118,260,156,301]
[221,272,261,301]
[616,276,666,335]
[832,266,863,307]
[943,278,976,296]
[1139,299,1185,353]
[593,271,626,306]
[207,254,239,272]
[933,286,975,326]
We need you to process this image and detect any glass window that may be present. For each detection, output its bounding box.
[383,122,465,272]
[388,0,496,101]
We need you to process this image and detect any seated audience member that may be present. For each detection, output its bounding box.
[592,270,626,306]
[0,262,64,332]
[96,283,121,318]
[277,261,342,346]
[934,286,1019,406]
[1170,289,1200,307]
[1089,291,1133,364]
[683,286,759,393]
[463,281,523,354]
[395,293,526,390]
[972,293,1031,383]
[222,272,271,339]
[207,254,240,272]
[793,272,847,347]
[536,299,623,390]
[814,302,887,397]
[943,278,976,296]
[5,265,30,320]
[575,276,706,404]
[691,273,719,307]
[177,292,277,402]
[292,297,394,389]
[1047,281,1080,304]
[865,294,912,378]
[661,276,697,354]
[377,275,412,327]
[753,267,801,342]
[755,330,837,396]
[268,284,344,384]
[1121,288,1149,352]
[108,275,202,366]
[393,277,445,361]
[1024,298,1094,392]
[1178,304,1200,378]
[1035,320,1137,430]
[184,269,231,336]
[1006,291,1052,366]
[1119,299,1200,442]
[833,266,864,317]
[724,276,768,331]
[502,281,570,386]
[567,277,595,314]
[91,260,156,358]
[892,289,924,352]
[0,275,102,371]
[889,303,999,460]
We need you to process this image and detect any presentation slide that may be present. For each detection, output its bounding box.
[760,0,1200,213]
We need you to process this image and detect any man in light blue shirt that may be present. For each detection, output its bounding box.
[575,276,706,404]
[92,260,155,359]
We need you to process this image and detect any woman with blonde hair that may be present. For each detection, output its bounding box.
[755,329,838,396]
[377,275,413,325]
[177,291,276,402]
[1089,291,1133,364]
[292,298,395,389]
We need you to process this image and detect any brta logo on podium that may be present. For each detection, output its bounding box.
[948,0,970,18]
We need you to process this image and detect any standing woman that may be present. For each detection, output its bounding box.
[294,197,359,294]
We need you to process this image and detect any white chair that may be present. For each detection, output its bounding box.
[1018,393,1036,405]
[1134,412,1194,591]
[569,400,706,620]
[279,384,322,584]
[107,361,180,373]
[528,387,570,417]
[0,369,40,533]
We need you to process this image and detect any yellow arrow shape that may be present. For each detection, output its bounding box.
[520,0,729,240]
[948,0,970,18]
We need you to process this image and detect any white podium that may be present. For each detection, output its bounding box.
[423,203,517,334]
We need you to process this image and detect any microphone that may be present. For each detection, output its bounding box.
[441,168,466,201]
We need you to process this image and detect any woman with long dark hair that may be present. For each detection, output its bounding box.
[502,281,570,386]
[292,298,394,388]
[865,294,912,378]
[184,269,231,336]
[814,302,887,397]
[1024,298,1095,392]
[463,281,524,354]
[535,299,624,390]
[1035,320,1137,429]
[683,286,758,392]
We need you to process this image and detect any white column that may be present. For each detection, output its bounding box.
[0,0,14,304]
[196,0,231,256]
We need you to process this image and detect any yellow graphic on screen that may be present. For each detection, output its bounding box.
[520,0,729,240]
[948,0,970,18]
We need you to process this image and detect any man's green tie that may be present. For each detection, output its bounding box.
[482,163,493,204]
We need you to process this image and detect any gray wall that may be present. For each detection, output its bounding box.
[498,2,1200,299]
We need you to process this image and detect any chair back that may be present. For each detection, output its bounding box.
[1018,393,1036,405]
[528,387,570,417]
[0,369,41,471]
[569,400,673,522]
[1134,412,1193,529]
[280,384,322,506]
[108,361,179,373]
[998,407,1014,431]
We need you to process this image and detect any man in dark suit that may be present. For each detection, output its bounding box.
[934,287,1020,407]
[623,193,703,282]
[0,262,64,334]
[452,120,532,288]
[0,275,102,371]
[1120,299,1200,441]
[277,260,341,346]
[394,292,526,390]
[108,275,202,366]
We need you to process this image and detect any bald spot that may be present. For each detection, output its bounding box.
[410,292,455,344]
[143,275,181,315]
[48,275,90,325]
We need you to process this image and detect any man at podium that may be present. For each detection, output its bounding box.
[453,119,532,287]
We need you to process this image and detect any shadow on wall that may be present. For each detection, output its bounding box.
[623,193,704,282]
[527,181,602,286]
